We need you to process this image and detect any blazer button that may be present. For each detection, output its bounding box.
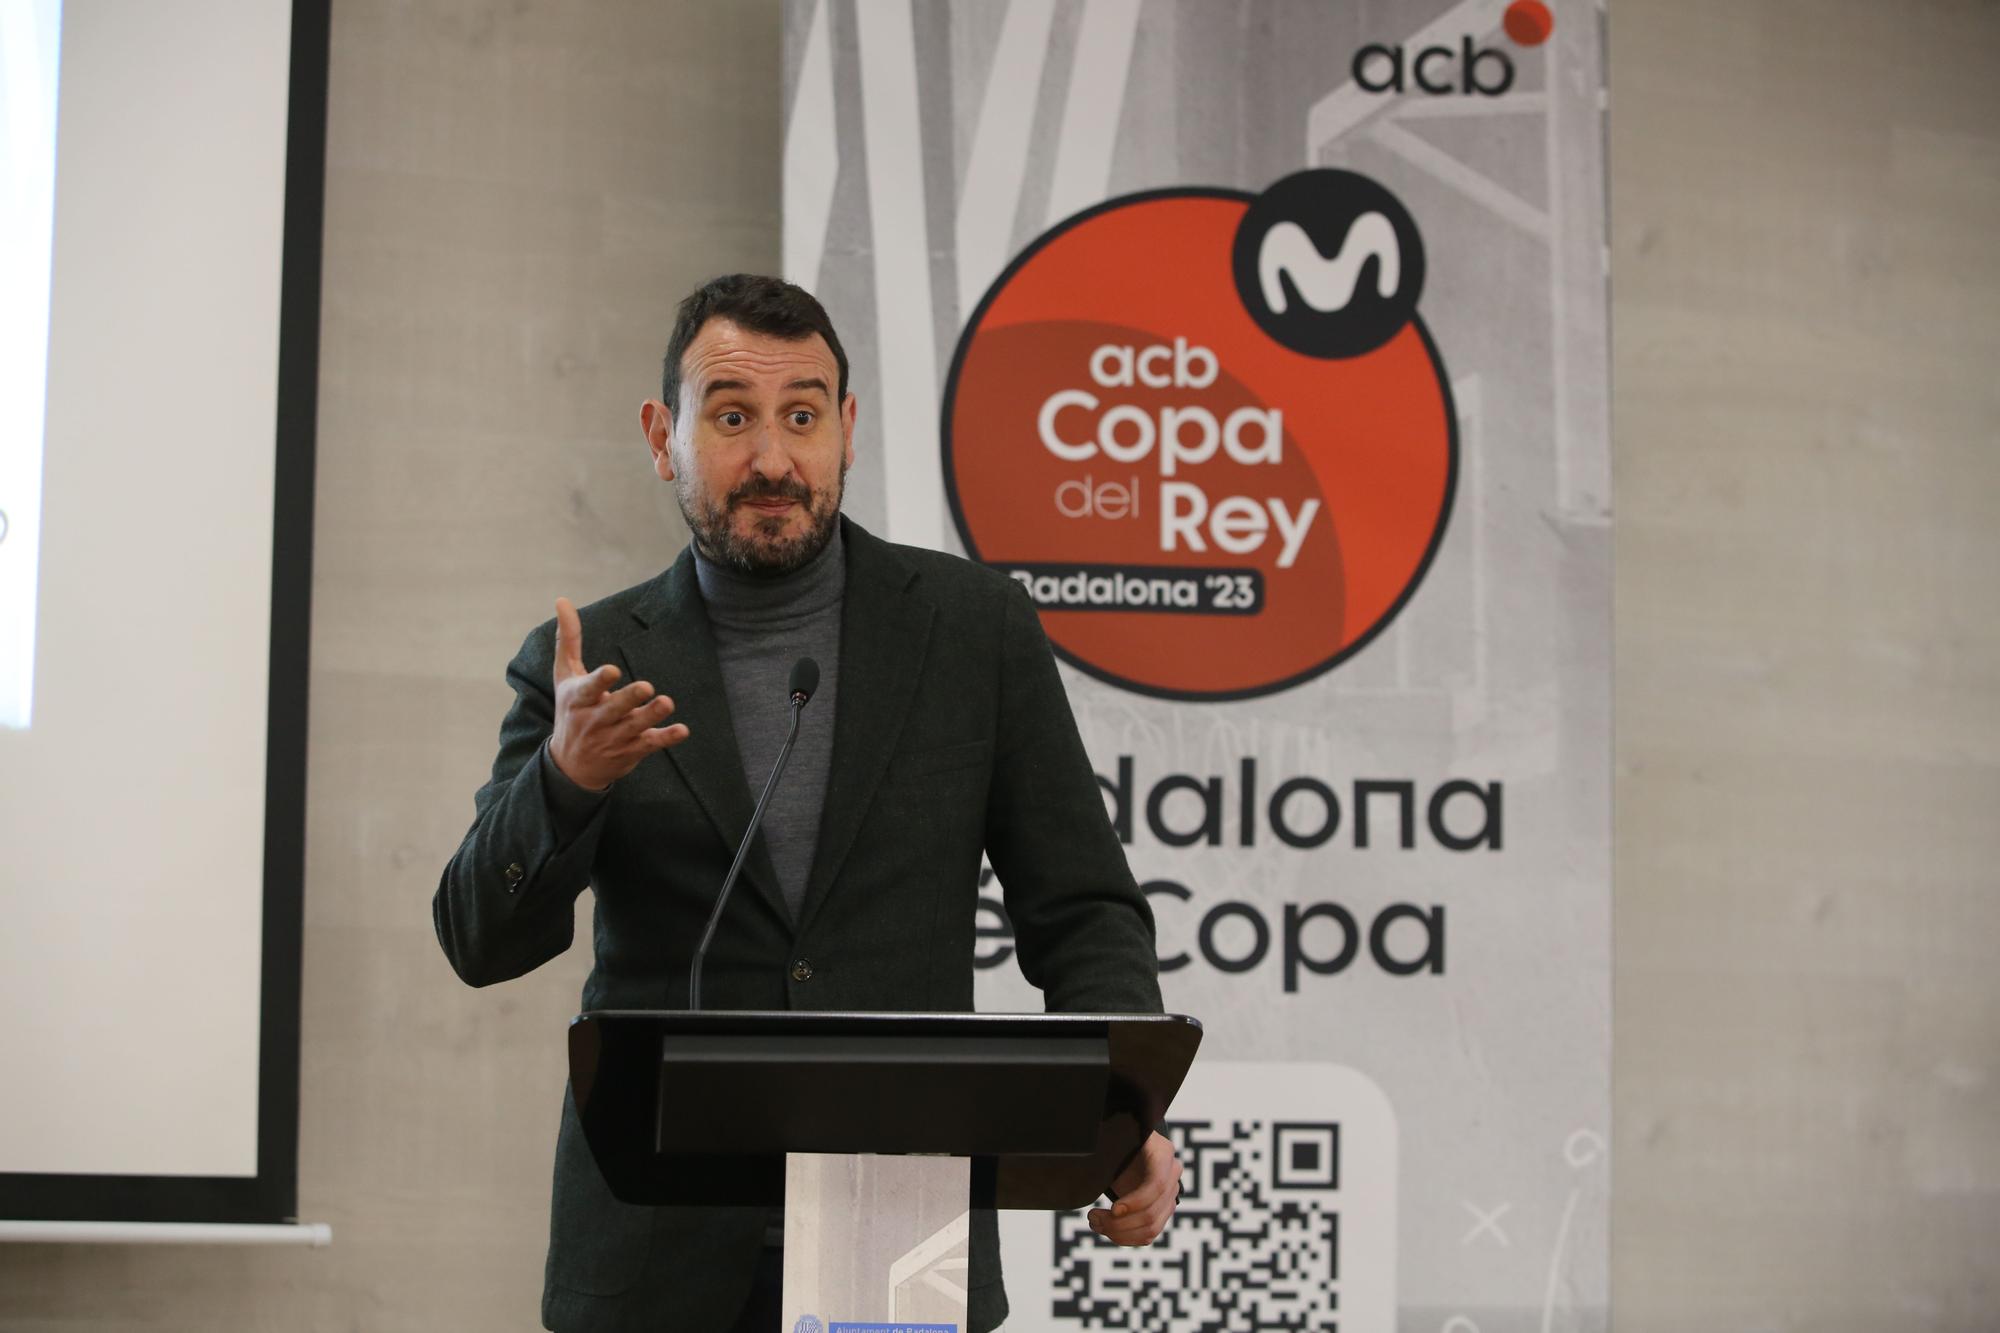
[503,862,524,892]
[790,959,814,983]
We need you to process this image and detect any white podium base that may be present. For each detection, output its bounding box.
[782,1152,970,1332]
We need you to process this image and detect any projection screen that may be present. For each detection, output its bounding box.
[0,0,326,1225]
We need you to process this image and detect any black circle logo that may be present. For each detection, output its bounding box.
[1229,168,1426,360]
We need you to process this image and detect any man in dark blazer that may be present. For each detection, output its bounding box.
[434,275,1179,1332]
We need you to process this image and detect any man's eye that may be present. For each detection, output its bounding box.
[720,411,746,428]
[790,411,815,428]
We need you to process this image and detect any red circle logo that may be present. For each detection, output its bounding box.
[942,178,1456,701]
[1504,0,1555,46]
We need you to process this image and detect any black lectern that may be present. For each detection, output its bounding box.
[569,1009,1199,1328]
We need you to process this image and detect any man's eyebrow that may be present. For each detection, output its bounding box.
[698,377,832,403]
[699,378,752,403]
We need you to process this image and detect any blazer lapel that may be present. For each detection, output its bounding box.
[618,551,789,926]
[794,521,934,937]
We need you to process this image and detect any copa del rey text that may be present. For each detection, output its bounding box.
[1034,339,1323,569]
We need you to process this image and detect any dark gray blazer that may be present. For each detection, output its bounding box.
[435,518,1162,1333]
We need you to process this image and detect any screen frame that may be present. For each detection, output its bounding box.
[0,0,326,1225]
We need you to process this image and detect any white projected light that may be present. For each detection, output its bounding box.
[2,0,295,1189]
[0,0,61,730]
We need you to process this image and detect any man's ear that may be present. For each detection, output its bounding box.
[840,392,858,472]
[640,399,675,480]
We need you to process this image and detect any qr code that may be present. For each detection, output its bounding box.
[1050,1118,1342,1332]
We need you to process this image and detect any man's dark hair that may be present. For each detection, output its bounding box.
[661,273,849,414]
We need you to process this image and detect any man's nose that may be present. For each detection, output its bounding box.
[746,424,792,477]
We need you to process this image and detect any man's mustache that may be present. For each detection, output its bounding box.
[728,477,814,508]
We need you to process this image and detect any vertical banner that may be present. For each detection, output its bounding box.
[783,1,1609,1329]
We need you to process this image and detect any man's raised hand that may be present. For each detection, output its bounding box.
[548,596,687,791]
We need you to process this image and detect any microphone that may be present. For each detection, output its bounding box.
[788,656,818,707]
[688,656,818,1010]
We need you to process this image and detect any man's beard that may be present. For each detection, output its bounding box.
[678,463,845,577]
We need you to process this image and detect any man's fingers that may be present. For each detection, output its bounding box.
[639,722,689,750]
[601,678,657,714]
[1111,1164,1170,1207]
[618,693,676,734]
[553,597,586,681]
[1089,1191,1175,1245]
[570,662,622,705]
[1087,1206,1166,1246]
[1108,1179,1175,1222]
[1112,1156,1180,1212]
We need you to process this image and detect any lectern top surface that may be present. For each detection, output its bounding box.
[574,1009,1200,1035]
[568,1009,1203,1209]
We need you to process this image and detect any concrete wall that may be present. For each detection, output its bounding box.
[1609,1,1999,1327]
[1,0,1994,1328]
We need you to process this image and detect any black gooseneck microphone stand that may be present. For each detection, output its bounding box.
[687,657,818,1010]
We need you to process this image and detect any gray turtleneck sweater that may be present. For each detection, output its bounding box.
[539,528,844,923]
[688,527,843,920]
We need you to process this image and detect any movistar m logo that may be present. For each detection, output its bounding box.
[1229,170,1427,361]
[1257,214,1402,315]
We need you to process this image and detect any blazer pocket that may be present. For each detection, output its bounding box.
[889,739,994,782]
